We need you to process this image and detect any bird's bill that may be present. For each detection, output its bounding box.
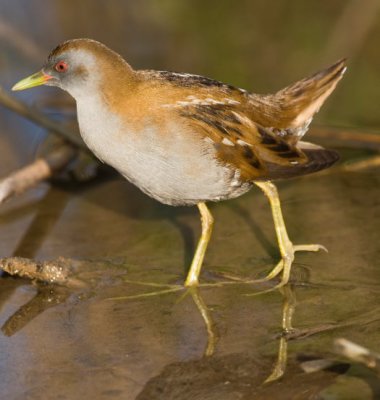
[12,70,53,91]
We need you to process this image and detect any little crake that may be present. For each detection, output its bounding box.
[13,39,346,289]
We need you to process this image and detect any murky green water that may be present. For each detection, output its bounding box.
[0,146,379,399]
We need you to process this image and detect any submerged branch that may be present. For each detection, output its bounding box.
[1,286,70,337]
[0,256,85,288]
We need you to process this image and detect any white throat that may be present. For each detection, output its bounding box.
[75,92,125,165]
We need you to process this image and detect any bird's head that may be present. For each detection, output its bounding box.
[12,39,133,99]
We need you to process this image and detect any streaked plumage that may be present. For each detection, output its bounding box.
[12,39,346,288]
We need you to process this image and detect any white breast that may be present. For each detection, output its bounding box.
[75,95,250,205]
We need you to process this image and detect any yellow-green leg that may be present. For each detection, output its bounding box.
[264,285,296,382]
[109,202,213,300]
[184,202,214,287]
[190,288,217,356]
[254,181,326,289]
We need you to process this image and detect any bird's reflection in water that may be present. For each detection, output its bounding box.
[188,284,296,382]
[1,269,291,384]
[264,284,295,383]
[135,285,346,399]
[188,288,218,358]
[0,272,359,398]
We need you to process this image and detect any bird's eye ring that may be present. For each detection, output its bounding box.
[55,61,68,73]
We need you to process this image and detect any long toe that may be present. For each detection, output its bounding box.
[293,243,328,253]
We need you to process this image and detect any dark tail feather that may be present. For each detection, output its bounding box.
[261,142,339,180]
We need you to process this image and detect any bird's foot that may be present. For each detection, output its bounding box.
[244,243,327,296]
[107,243,326,299]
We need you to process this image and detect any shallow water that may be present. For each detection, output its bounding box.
[0,144,379,399]
[1,1,380,398]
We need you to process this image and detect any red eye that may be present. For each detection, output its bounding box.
[55,61,68,73]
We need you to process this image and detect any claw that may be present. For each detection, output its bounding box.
[245,242,327,293]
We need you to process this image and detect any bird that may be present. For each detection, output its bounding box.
[12,39,346,290]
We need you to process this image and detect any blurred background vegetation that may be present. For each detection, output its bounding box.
[0,0,379,173]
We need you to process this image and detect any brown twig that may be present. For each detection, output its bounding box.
[0,256,70,284]
[0,256,85,288]
[0,144,77,204]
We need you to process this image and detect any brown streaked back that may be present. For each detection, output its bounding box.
[246,59,347,143]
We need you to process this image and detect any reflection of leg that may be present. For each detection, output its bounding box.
[265,285,296,383]
[254,181,326,289]
[190,288,218,357]
[265,335,288,383]
[185,203,214,287]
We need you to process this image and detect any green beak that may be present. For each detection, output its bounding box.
[12,70,53,91]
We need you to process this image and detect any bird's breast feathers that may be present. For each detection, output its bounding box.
[75,94,248,205]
